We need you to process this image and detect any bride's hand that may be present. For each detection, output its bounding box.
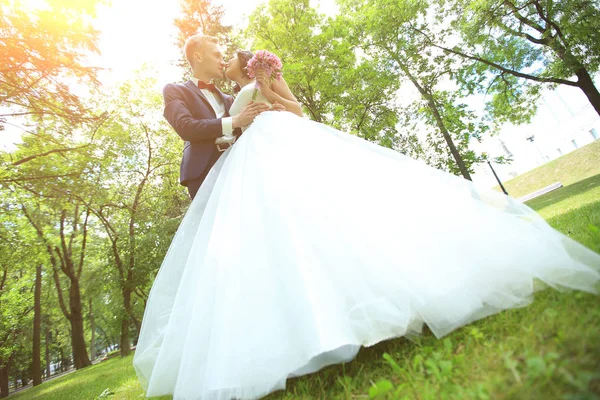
[256,72,274,100]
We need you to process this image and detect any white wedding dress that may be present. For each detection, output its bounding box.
[134,82,600,400]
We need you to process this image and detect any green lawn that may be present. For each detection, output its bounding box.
[12,174,600,400]
[9,356,142,400]
[526,174,600,254]
[494,139,600,199]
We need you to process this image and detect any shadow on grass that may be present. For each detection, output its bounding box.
[526,174,600,211]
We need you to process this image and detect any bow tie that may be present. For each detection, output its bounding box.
[197,81,218,93]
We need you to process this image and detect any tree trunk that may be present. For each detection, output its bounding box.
[426,97,472,180]
[23,205,92,371]
[576,67,600,117]
[547,39,600,118]
[45,328,51,378]
[32,265,42,386]
[120,289,132,356]
[400,64,472,180]
[69,280,91,369]
[58,347,64,372]
[120,316,131,356]
[0,365,8,398]
[89,298,96,362]
[123,286,141,344]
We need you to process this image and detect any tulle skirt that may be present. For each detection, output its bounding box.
[133,111,600,400]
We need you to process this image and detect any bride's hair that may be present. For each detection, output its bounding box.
[233,51,254,93]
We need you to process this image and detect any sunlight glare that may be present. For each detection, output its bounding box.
[12,0,49,10]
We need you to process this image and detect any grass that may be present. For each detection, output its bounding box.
[9,355,153,400]
[15,287,599,400]
[494,139,600,199]
[526,174,600,253]
[13,174,600,400]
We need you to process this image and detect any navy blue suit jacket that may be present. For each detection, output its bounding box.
[163,80,238,186]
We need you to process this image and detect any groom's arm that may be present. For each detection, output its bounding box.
[163,84,223,142]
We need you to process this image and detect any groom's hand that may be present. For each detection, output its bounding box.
[232,101,271,129]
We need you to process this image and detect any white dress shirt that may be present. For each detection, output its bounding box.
[190,77,233,137]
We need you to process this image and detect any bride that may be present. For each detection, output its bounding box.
[133,50,600,400]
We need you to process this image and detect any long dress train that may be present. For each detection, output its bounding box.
[133,82,600,400]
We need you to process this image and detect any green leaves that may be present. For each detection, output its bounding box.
[1,63,188,379]
[245,0,401,147]
[338,0,494,177]
[0,0,102,129]
[440,0,600,121]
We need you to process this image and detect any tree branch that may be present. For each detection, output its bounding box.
[51,266,72,321]
[502,0,546,33]
[68,204,79,259]
[0,173,82,184]
[12,145,91,167]
[76,208,90,279]
[20,204,72,320]
[133,287,147,301]
[496,19,550,45]
[58,209,73,276]
[412,28,579,87]
[53,246,71,278]
[0,266,7,293]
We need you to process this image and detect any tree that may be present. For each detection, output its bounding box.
[5,131,98,371]
[429,0,600,122]
[76,72,184,355]
[0,209,39,397]
[0,0,102,130]
[246,0,402,148]
[32,264,42,386]
[339,0,499,178]
[21,198,93,370]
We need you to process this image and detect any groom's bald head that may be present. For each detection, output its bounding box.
[184,34,219,67]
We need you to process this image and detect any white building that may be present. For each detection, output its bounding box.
[471,83,600,190]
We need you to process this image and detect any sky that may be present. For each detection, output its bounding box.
[93,0,338,88]
[93,0,251,88]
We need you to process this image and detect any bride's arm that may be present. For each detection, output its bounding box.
[257,75,304,117]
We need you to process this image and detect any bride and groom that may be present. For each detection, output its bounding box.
[162,34,300,199]
[134,34,600,400]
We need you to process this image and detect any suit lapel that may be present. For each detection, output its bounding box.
[184,80,216,117]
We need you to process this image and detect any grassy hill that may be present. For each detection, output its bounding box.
[495,139,600,199]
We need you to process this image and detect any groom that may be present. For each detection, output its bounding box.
[162,34,272,199]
